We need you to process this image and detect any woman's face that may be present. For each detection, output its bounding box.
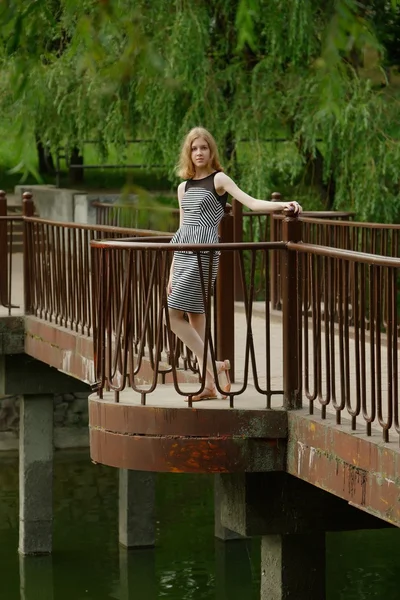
[191,137,211,169]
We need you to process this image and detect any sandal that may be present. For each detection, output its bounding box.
[185,387,218,403]
[217,359,231,398]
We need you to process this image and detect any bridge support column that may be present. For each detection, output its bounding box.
[218,472,390,600]
[119,469,156,548]
[214,474,243,541]
[19,394,54,555]
[260,533,325,600]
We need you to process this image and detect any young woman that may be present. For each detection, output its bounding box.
[167,127,302,402]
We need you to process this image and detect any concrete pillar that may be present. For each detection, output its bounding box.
[260,533,326,600]
[19,555,54,600]
[214,474,244,541]
[119,547,156,598]
[119,469,156,548]
[19,394,54,555]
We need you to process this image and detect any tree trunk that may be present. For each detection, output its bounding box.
[69,147,84,184]
[36,137,55,176]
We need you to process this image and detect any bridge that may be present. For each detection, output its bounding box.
[1,190,399,599]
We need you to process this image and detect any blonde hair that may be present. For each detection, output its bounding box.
[177,127,224,179]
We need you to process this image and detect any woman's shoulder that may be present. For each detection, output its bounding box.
[177,181,187,201]
[214,171,230,184]
[214,171,231,193]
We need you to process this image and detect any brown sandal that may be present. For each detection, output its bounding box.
[185,387,218,403]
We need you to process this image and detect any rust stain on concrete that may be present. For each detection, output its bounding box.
[288,411,400,526]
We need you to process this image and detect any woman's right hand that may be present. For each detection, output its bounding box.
[282,201,302,216]
[167,278,172,296]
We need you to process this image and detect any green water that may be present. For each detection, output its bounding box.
[0,452,400,599]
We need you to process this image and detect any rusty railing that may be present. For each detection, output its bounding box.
[2,190,399,442]
[0,191,24,314]
[271,215,400,310]
[293,241,400,443]
[22,192,170,336]
[90,217,399,443]
[242,209,354,303]
[93,196,355,304]
[90,237,293,409]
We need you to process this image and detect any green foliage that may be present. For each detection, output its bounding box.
[1,1,400,221]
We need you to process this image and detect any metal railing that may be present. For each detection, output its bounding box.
[0,191,24,314]
[1,190,400,442]
[243,209,355,303]
[293,241,400,443]
[90,218,400,443]
[0,215,24,314]
[93,197,355,303]
[271,215,400,310]
[21,193,170,336]
[90,238,289,409]
[94,197,354,237]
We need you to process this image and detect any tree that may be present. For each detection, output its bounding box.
[1,0,400,221]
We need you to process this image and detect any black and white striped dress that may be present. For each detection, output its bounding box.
[167,171,228,314]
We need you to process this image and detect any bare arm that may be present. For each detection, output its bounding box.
[177,181,185,227]
[215,172,301,214]
[168,182,185,287]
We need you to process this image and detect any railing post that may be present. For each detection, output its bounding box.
[281,214,302,409]
[270,192,282,310]
[232,198,243,302]
[217,204,235,381]
[23,192,34,314]
[0,191,8,306]
[0,189,6,216]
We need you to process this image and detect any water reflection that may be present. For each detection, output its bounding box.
[1,453,400,599]
[119,547,156,599]
[214,539,258,600]
[19,555,53,600]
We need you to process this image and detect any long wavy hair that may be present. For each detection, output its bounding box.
[177,127,224,179]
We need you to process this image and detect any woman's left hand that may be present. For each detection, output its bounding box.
[282,201,302,216]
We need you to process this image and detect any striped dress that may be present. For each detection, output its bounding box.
[167,171,228,314]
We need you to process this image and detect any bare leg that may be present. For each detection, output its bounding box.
[168,308,219,388]
[188,312,231,397]
[188,312,218,388]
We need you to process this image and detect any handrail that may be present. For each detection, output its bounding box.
[299,216,400,229]
[24,215,169,237]
[243,210,354,219]
[92,201,179,211]
[288,241,400,267]
[91,239,286,251]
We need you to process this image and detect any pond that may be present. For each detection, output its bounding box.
[0,451,399,599]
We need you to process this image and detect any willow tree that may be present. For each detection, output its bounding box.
[1,0,400,220]
[133,0,400,220]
